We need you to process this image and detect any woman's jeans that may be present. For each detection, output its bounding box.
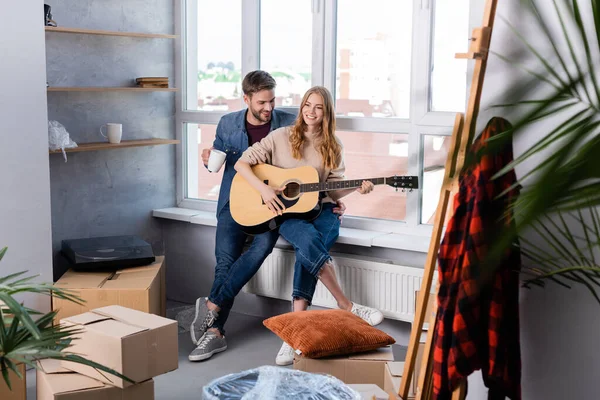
[278,203,340,304]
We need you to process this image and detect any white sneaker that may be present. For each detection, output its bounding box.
[351,303,384,326]
[275,342,295,366]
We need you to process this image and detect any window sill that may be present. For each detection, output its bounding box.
[153,207,430,253]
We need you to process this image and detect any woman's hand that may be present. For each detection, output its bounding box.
[260,185,286,215]
[333,200,346,222]
[356,180,374,195]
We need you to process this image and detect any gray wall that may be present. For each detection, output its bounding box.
[0,0,53,313]
[45,1,176,280]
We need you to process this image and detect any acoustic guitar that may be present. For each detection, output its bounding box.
[230,164,419,235]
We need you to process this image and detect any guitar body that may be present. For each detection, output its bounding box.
[230,164,322,235]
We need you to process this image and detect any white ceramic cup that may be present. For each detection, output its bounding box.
[100,123,123,144]
[207,149,227,172]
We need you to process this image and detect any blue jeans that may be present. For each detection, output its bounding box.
[279,203,340,304]
[209,204,279,334]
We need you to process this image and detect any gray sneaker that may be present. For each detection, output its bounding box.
[190,297,219,345]
[188,332,227,362]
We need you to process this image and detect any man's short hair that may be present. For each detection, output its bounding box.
[242,70,276,97]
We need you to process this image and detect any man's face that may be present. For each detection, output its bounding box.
[244,89,275,124]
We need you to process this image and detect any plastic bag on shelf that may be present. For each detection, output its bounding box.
[202,365,361,400]
[48,120,77,162]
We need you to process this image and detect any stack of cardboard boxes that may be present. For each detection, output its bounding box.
[37,305,178,399]
[0,256,174,400]
[39,256,174,399]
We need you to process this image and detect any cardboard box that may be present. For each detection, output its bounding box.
[294,346,394,389]
[37,360,154,400]
[60,305,178,388]
[53,256,166,322]
[347,384,395,400]
[0,363,26,400]
[383,343,425,400]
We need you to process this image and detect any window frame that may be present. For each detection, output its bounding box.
[175,0,476,237]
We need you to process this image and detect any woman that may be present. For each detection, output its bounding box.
[235,86,384,365]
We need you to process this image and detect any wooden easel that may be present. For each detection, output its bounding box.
[399,1,499,399]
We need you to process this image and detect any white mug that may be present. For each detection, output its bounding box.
[100,123,122,144]
[207,149,227,172]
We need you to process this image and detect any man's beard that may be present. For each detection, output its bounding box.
[250,107,271,124]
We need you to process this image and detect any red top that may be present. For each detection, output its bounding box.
[246,119,272,145]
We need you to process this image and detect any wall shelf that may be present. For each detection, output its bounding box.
[47,87,177,92]
[49,139,180,154]
[45,26,177,39]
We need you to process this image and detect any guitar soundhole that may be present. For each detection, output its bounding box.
[283,181,301,200]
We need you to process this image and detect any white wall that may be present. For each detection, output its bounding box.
[467,0,600,398]
[0,1,53,312]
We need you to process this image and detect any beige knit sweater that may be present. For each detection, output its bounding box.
[238,126,346,204]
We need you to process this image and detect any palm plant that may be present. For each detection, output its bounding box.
[0,246,131,390]
[481,0,600,300]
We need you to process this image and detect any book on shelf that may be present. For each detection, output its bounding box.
[137,83,169,88]
[135,77,169,83]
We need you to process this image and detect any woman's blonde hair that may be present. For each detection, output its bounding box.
[289,86,341,169]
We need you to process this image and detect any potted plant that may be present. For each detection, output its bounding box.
[0,246,131,395]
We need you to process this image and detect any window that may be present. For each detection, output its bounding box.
[184,123,222,201]
[335,1,412,118]
[185,0,243,112]
[430,0,470,112]
[260,0,312,107]
[421,135,449,224]
[178,0,472,235]
[336,131,409,221]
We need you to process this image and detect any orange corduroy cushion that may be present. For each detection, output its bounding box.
[263,309,395,358]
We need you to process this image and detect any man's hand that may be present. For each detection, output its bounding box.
[201,147,213,167]
[333,200,346,222]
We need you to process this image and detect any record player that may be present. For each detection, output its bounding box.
[61,235,155,271]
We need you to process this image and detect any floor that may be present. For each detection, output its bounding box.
[25,303,412,399]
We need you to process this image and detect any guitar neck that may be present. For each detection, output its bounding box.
[300,177,386,193]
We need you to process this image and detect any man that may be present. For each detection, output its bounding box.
[188,71,346,362]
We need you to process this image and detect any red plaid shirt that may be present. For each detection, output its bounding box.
[433,117,522,400]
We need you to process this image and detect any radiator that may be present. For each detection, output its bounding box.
[243,248,432,322]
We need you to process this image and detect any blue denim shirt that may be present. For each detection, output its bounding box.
[212,108,297,218]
